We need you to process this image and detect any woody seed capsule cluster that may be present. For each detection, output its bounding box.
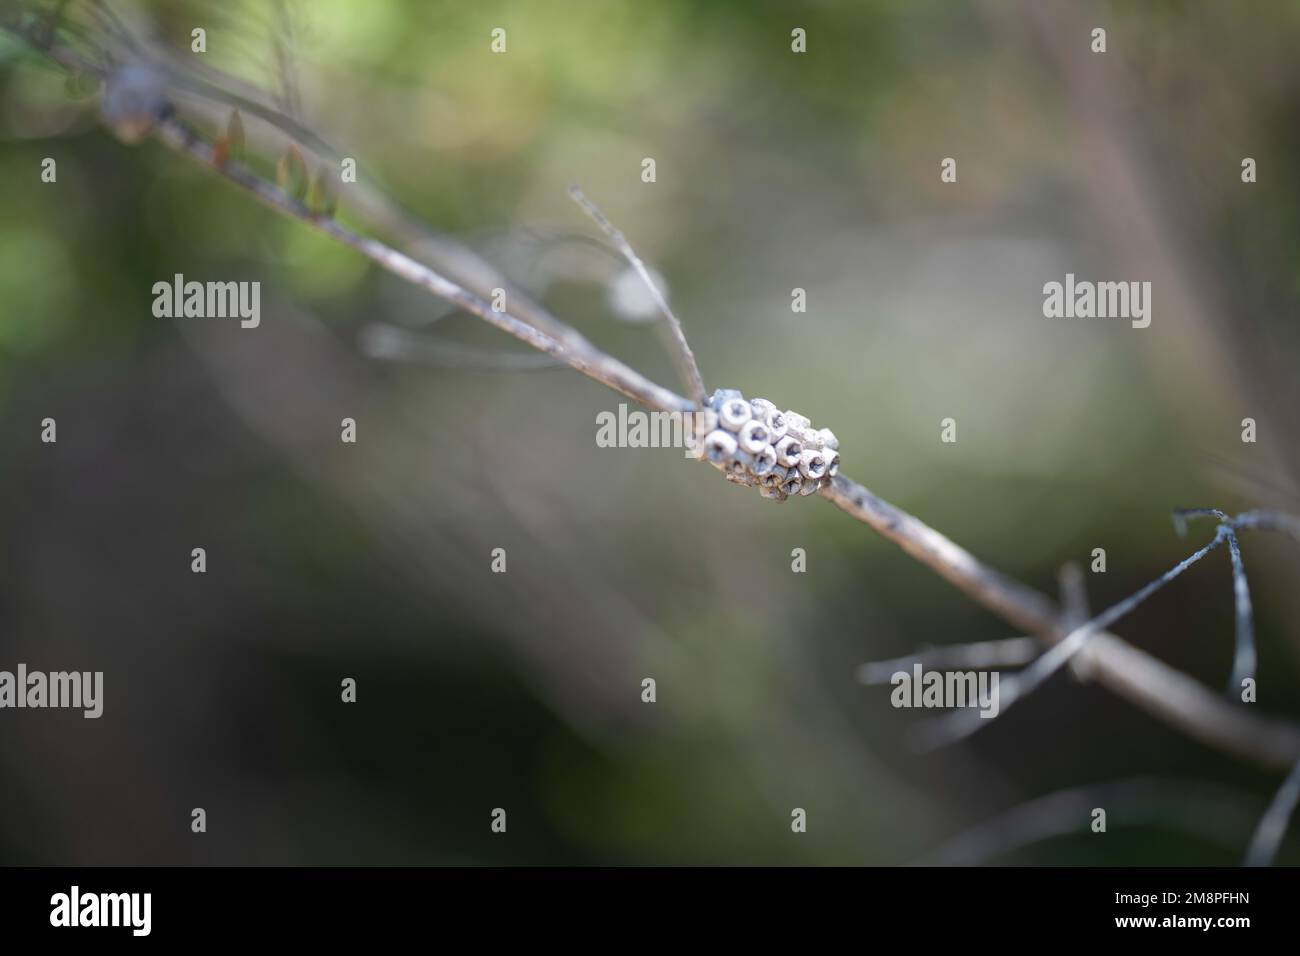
[691,389,840,502]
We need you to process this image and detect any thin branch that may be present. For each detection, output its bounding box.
[151,115,696,415]
[821,475,1300,770]
[84,0,139,56]
[1221,526,1257,693]
[27,0,579,354]
[859,562,1090,685]
[912,528,1228,750]
[858,638,1040,684]
[1232,508,1300,545]
[819,475,1062,634]
[1057,561,1089,627]
[1174,508,1259,692]
[918,777,1264,866]
[1244,757,1300,867]
[358,323,565,371]
[1172,506,1229,536]
[567,184,708,406]
[1057,560,1094,680]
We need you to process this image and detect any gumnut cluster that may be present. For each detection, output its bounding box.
[690,388,840,502]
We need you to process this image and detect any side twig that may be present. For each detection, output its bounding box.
[1244,757,1300,867]
[152,115,697,416]
[566,184,708,406]
[912,527,1228,750]
[918,776,1265,866]
[821,477,1300,770]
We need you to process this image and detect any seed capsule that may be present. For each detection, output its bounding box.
[686,409,719,459]
[751,444,778,476]
[762,408,789,442]
[785,412,824,449]
[738,419,771,453]
[694,389,842,502]
[783,411,811,435]
[703,429,738,465]
[797,428,824,451]
[798,448,829,480]
[690,408,719,437]
[709,388,743,410]
[723,453,755,485]
[775,435,803,468]
[718,398,752,431]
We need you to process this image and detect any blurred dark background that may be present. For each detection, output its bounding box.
[1,0,1299,864]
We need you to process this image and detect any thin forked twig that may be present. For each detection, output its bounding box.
[566,184,708,406]
[912,527,1229,751]
[151,115,698,416]
[906,506,1280,749]
[858,563,1090,685]
[1222,526,1256,693]
[821,476,1300,770]
[861,635,1081,687]
[1244,757,1300,867]
[1175,509,1257,693]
